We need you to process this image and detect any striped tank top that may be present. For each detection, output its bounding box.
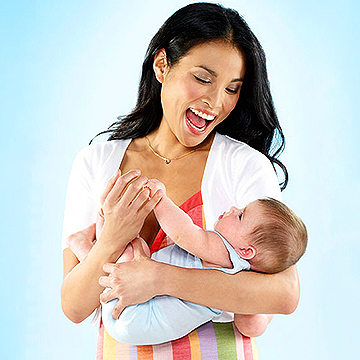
[96,191,258,360]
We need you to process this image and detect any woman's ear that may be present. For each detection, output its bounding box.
[153,49,168,83]
[236,246,256,260]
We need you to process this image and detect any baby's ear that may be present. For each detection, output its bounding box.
[236,246,256,260]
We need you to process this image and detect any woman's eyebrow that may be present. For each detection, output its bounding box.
[197,65,244,82]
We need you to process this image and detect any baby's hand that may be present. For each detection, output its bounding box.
[144,179,166,197]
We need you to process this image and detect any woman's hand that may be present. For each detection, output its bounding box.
[62,169,163,323]
[99,238,159,319]
[144,178,166,197]
[98,169,163,252]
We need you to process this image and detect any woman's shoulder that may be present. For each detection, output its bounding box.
[212,133,280,194]
[75,139,131,167]
[214,133,271,166]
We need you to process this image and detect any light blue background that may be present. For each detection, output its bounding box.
[1,1,359,359]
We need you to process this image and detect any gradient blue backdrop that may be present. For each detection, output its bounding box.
[1,1,359,359]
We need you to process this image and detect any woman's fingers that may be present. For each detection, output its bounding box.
[99,272,126,319]
[105,170,141,206]
[144,179,166,197]
[119,175,149,209]
[99,287,117,302]
[123,183,162,219]
[138,189,163,217]
[98,275,113,288]
[99,257,160,319]
[100,169,121,205]
[112,301,125,319]
[102,262,118,275]
[127,187,150,213]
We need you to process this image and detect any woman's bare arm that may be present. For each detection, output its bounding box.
[165,265,299,314]
[159,264,299,314]
[100,256,299,319]
[61,170,163,323]
[62,236,124,323]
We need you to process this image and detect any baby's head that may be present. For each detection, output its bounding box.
[214,198,307,274]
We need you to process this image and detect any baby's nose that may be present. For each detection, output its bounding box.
[230,206,238,213]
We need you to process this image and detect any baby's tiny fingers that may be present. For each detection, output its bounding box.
[139,189,163,217]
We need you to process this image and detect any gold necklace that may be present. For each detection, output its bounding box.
[145,136,199,164]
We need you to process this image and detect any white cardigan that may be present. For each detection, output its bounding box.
[62,132,281,250]
[61,133,281,323]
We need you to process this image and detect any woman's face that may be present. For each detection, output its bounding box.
[157,40,246,147]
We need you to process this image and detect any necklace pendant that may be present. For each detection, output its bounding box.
[165,159,171,164]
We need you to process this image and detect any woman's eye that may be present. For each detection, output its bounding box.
[194,75,211,84]
[226,87,239,95]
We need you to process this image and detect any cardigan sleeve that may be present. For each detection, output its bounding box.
[233,150,282,207]
[61,146,97,251]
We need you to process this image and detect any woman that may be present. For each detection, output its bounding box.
[61,3,299,359]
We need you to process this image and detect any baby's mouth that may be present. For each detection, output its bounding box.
[186,108,216,131]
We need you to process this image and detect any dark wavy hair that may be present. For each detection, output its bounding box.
[94,2,288,190]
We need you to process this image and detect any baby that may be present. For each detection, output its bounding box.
[67,179,307,345]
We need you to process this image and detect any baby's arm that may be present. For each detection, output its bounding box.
[145,179,232,268]
[234,313,273,338]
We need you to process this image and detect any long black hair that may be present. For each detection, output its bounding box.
[95,2,288,190]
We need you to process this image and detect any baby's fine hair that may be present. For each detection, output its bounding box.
[249,198,307,274]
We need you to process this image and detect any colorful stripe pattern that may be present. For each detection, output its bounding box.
[97,191,257,360]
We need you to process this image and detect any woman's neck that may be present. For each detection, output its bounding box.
[145,120,214,159]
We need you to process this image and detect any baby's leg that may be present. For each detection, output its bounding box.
[116,236,150,263]
[234,314,273,338]
[67,210,105,262]
[66,223,96,262]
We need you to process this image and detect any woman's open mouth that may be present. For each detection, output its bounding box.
[185,107,216,135]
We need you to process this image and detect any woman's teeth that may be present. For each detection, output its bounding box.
[189,107,216,121]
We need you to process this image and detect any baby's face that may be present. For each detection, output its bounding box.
[214,201,265,249]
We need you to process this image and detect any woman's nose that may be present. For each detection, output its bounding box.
[202,86,223,111]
